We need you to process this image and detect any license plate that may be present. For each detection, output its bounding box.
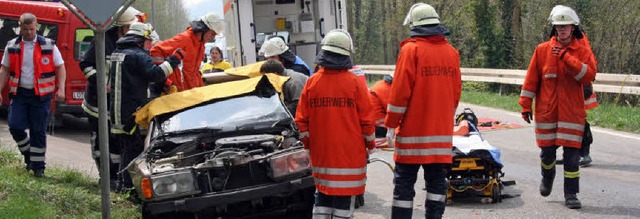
[73,92,84,100]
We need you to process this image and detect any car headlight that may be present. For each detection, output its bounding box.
[150,170,199,198]
[269,150,311,179]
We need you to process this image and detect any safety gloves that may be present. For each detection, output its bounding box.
[552,44,567,59]
[386,128,396,148]
[167,48,184,67]
[161,79,178,95]
[522,111,533,124]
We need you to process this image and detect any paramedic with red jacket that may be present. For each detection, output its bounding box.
[295,29,375,219]
[0,13,66,178]
[385,3,461,219]
[518,5,596,209]
[150,13,224,92]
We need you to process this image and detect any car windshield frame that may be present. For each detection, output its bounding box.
[153,93,292,138]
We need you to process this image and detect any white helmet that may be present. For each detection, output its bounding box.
[320,29,353,56]
[201,13,225,36]
[548,5,580,25]
[114,7,139,27]
[259,37,289,57]
[126,22,154,40]
[403,3,440,28]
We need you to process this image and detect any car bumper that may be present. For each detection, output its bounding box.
[144,175,315,215]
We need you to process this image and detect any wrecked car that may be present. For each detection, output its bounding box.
[130,75,315,218]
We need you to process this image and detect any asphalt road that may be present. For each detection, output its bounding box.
[1,103,639,218]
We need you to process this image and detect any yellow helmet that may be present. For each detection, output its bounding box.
[320,29,353,56]
[548,5,580,25]
[259,37,289,57]
[201,13,225,36]
[126,22,154,40]
[403,3,440,28]
[114,7,139,27]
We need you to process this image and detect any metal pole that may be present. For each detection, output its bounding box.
[94,28,111,219]
[151,0,156,26]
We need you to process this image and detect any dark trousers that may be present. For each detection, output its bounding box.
[581,122,593,157]
[8,88,51,170]
[87,115,121,182]
[312,191,355,219]
[540,146,580,194]
[392,163,447,219]
[114,130,144,189]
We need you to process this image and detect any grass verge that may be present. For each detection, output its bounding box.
[0,148,140,218]
[461,90,640,133]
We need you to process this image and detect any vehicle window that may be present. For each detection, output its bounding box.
[0,18,59,51]
[75,28,94,60]
[157,94,291,135]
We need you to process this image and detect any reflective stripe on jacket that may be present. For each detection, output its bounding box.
[295,67,375,196]
[519,36,597,148]
[384,36,461,164]
[7,36,57,96]
[369,80,391,126]
[150,27,205,92]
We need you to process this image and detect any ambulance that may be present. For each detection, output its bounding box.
[222,0,348,68]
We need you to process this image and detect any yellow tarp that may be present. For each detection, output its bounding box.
[135,74,289,128]
[224,61,266,78]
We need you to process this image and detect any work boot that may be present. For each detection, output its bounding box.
[539,176,554,197]
[355,194,365,208]
[25,163,31,171]
[565,193,582,209]
[33,169,45,178]
[579,155,592,166]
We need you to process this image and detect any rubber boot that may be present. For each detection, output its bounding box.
[579,155,592,166]
[565,193,582,209]
[540,174,554,197]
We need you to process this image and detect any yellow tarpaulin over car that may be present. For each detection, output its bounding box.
[224,61,266,78]
[135,74,289,128]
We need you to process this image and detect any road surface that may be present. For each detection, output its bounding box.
[1,103,639,218]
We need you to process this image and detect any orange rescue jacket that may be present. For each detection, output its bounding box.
[385,36,462,164]
[7,36,57,96]
[368,79,391,127]
[150,27,205,92]
[295,67,375,196]
[519,36,597,148]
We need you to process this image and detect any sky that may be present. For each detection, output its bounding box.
[185,0,224,20]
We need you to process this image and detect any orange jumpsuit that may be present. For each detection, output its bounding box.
[295,67,375,196]
[150,27,205,92]
[519,36,597,148]
[385,36,462,164]
[368,79,391,127]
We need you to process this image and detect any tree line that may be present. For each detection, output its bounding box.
[131,0,190,40]
[347,0,640,75]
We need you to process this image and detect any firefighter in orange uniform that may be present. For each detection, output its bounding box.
[150,13,224,93]
[369,72,393,138]
[295,29,375,219]
[519,5,596,209]
[385,3,462,219]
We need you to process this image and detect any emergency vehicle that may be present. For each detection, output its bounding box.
[223,0,348,68]
[0,0,90,122]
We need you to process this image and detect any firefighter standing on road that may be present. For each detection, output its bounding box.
[109,22,184,191]
[150,13,224,93]
[295,29,375,219]
[518,5,597,209]
[369,72,393,139]
[385,3,461,219]
[79,6,139,190]
[259,37,313,76]
[0,13,67,178]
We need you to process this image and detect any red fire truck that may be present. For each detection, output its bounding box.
[0,0,93,124]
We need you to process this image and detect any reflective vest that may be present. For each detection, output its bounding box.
[295,67,375,196]
[7,36,57,96]
[519,36,597,148]
[385,36,462,164]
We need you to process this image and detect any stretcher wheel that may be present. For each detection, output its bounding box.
[491,183,501,203]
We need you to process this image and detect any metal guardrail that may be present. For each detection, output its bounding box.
[359,65,640,95]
